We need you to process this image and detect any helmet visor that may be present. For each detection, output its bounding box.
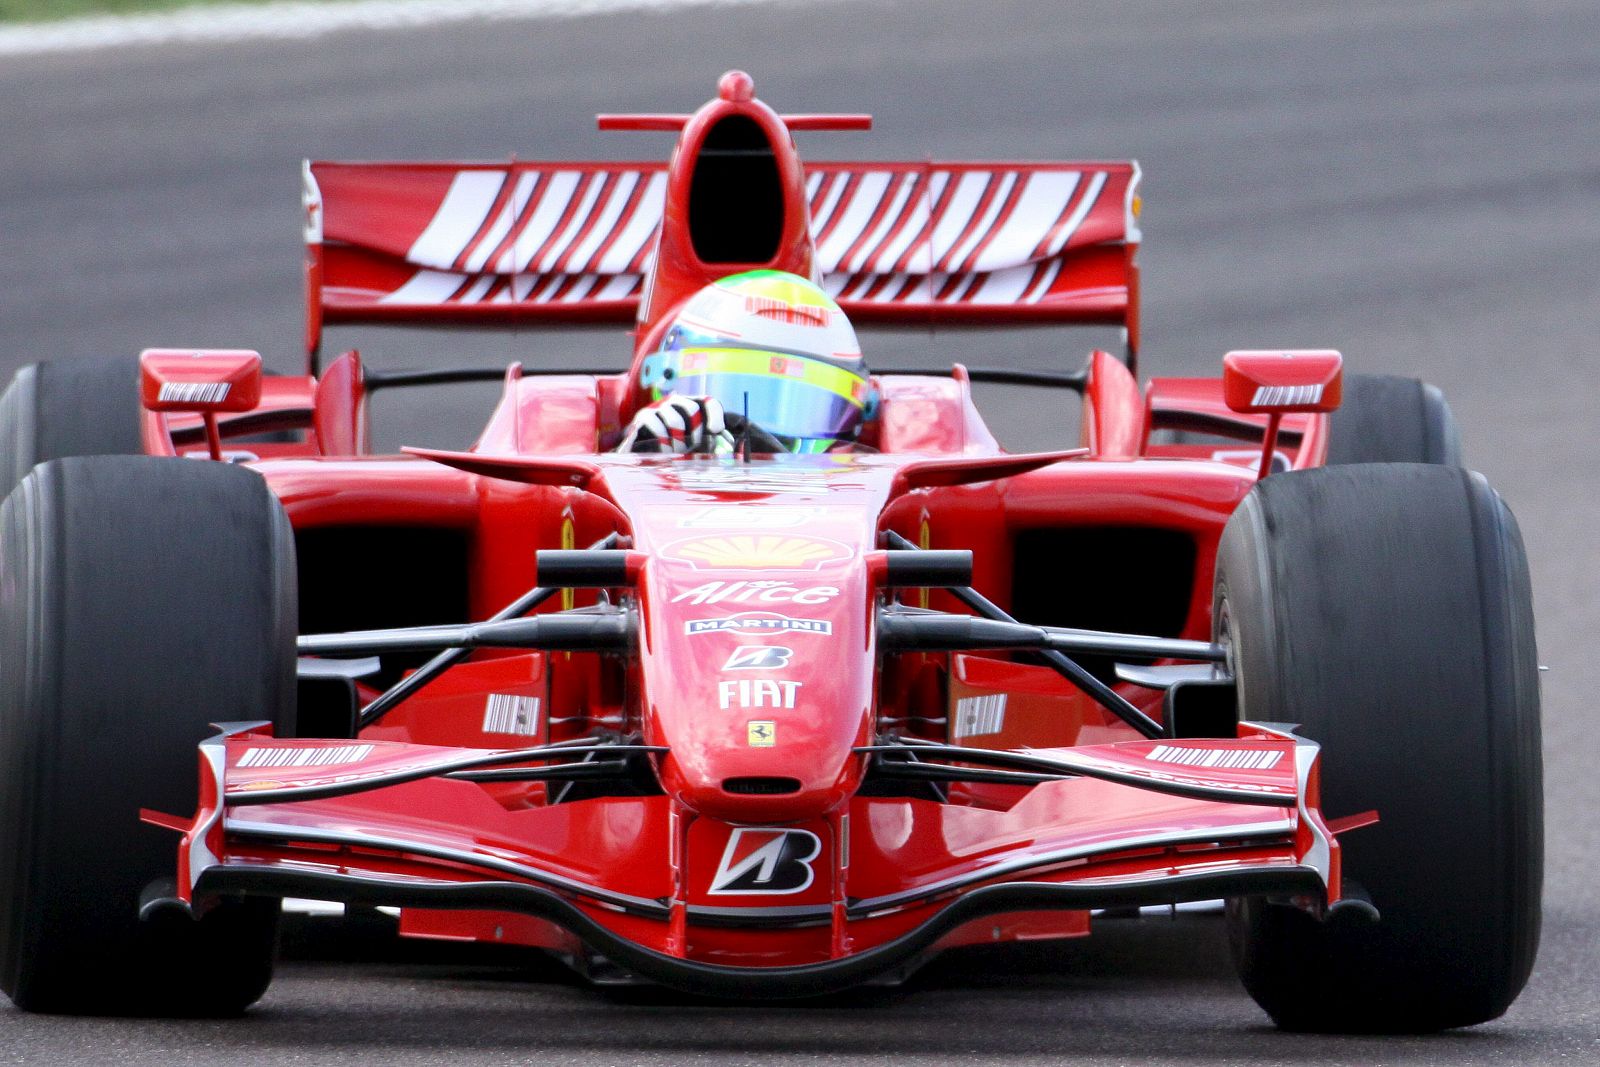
[667,348,868,444]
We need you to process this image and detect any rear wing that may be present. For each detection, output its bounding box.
[304,159,1141,355]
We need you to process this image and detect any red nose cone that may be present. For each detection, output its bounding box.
[718,70,755,102]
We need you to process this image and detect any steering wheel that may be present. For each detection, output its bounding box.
[721,410,788,454]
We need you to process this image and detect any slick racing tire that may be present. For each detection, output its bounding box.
[0,357,145,500]
[1215,463,1541,1032]
[0,457,298,1015]
[1326,373,1461,465]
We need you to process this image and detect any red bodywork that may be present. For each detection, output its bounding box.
[155,74,1348,995]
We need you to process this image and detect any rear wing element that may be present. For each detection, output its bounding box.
[811,162,1140,325]
[303,160,1141,353]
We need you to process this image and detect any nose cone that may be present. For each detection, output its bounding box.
[640,548,873,823]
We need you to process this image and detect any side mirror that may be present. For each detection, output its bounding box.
[140,349,263,459]
[1220,350,1342,479]
[140,349,262,413]
[1222,349,1342,414]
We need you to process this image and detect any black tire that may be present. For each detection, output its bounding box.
[0,456,298,1015]
[1216,464,1541,1032]
[0,357,145,500]
[1327,373,1461,465]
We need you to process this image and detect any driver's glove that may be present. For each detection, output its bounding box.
[620,395,732,454]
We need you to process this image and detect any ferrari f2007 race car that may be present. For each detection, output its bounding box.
[0,72,1540,1033]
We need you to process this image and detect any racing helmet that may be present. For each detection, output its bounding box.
[642,271,873,453]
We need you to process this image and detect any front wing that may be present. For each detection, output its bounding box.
[152,723,1340,996]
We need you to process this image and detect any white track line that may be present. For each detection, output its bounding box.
[0,0,790,57]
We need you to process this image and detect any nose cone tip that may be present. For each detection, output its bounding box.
[665,750,855,823]
[676,777,844,824]
[718,70,755,102]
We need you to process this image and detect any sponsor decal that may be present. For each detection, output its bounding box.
[159,381,231,405]
[663,534,852,571]
[238,744,374,769]
[1145,744,1283,771]
[708,828,822,895]
[917,513,932,610]
[559,512,576,612]
[672,580,841,606]
[744,294,833,327]
[677,506,824,529]
[953,694,1007,738]
[686,611,832,636]
[723,646,794,670]
[482,693,541,737]
[1251,383,1324,408]
[670,466,849,495]
[746,721,777,747]
[719,679,801,710]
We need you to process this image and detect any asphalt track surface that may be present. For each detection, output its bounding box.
[2,0,1599,1063]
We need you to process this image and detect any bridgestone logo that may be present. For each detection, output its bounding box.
[1146,744,1282,770]
[159,381,232,404]
[238,744,374,769]
[1250,384,1323,408]
[708,828,822,895]
[954,694,1006,738]
[482,693,541,737]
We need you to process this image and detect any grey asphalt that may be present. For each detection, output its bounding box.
[2,0,1599,1063]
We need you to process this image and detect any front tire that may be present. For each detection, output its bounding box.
[0,456,297,1015]
[1216,463,1541,1032]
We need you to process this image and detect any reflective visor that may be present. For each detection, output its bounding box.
[667,348,867,443]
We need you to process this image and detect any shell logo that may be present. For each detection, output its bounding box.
[664,534,852,571]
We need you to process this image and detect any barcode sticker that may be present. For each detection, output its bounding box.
[159,381,232,404]
[1146,744,1282,770]
[954,694,1007,738]
[1250,384,1323,408]
[482,693,541,737]
[238,744,374,769]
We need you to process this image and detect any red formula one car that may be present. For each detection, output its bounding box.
[0,73,1541,1032]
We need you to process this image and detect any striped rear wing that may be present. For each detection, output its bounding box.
[809,162,1140,326]
[304,159,1140,350]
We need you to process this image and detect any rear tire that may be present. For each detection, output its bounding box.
[0,357,145,499]
[1327,373,1460,465]
[0,456,297,1015]
[1216,463,1541,1032]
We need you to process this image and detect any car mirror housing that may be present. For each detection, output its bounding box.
[1222,350,1343,414]
[139,348,262,414]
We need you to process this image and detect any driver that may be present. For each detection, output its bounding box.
[620,271,874,454]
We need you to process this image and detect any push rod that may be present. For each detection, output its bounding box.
[297,611,630,657]
[876,610,1225,662]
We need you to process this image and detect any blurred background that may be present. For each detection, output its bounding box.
[1,1,1596,1063]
